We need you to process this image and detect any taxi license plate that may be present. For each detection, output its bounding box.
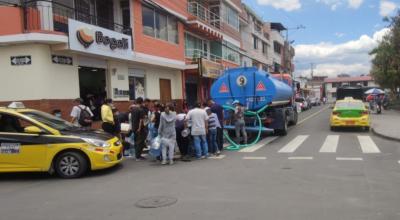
[346,121,355,125]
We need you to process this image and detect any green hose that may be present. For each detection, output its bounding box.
[223,104,269,151]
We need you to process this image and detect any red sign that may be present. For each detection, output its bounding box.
[256,81,266,91]
[219,83,229,93]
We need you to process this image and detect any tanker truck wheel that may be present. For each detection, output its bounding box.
[288,110,298,126]
[276,115,288,136]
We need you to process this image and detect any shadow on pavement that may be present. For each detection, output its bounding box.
[0,164,124,181]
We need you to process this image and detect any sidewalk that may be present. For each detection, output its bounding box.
[371,110,400,142]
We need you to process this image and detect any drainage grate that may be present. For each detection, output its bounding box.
[135,196,178,208]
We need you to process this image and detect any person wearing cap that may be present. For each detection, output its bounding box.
[70,98,93,127]
[205,107,221,156]
[233,100,247,145]
[101,98,115,135]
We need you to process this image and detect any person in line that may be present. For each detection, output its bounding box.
[158,103,177,165]
[70,98,93,128]
[131,97,147,161]
[186,103,209,159]
[207,99,224,151]
[176,111,190,161]
[205,107,221,156]
[233,100,247,145]
[101,99,115,135]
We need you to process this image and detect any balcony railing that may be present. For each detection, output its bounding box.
[185,48,222,64]
[23,0,131,35]
[187,1,220,30]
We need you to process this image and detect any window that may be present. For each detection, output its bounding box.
[274,41,282,54]
[0,113,50,134]
[223,41,240,64]
[253,36,258,49]
[262,42,268,56]
[129,76,145,100]
[142,5,179,44]
[224,4,239,30]
[185,33,208,58]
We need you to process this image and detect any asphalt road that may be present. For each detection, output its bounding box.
[1,105,400,220]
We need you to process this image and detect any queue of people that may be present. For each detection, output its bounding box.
[69,97,247,165]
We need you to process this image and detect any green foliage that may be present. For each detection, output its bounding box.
[370,11,400,96]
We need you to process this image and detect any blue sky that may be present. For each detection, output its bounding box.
[242,0,399,78]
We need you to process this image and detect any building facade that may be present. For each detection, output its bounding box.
[324,76,377,101]
[0,0,294,118]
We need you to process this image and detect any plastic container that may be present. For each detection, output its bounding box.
[210,67,293,111]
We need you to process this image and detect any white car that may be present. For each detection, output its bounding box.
[295,97,309,111]
[310,97,321,106]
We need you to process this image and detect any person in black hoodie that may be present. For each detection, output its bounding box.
[131,97,147,161]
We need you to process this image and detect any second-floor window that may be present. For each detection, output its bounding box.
[262,42,268,57]
[142,5,178,44]
[253,36,259,49]
[274,41,282,54]
[223,41,240,64]
[223,4,239,31]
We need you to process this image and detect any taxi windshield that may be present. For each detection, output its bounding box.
[21,111,76,131]
[335,102,364,109]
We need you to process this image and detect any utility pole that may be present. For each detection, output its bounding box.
[310,63,315,97]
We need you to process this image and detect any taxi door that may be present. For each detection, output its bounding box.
[0,113,47,172]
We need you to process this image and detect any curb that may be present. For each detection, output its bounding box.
[371,127,400,142]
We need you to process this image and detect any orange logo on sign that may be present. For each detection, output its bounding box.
[219,83,229,93]
[256,81,266,91]
[77,28,94,48]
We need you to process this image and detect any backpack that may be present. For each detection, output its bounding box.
[78,106,92,126]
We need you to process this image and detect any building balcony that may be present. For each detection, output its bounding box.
[23,0,131,36]
[185,48,222,64]
[187,1,222,40]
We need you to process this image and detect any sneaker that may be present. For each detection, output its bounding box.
[201,156,206,159]
[161,160,167,165]
[216,151,221,156]
[169,160,174,165]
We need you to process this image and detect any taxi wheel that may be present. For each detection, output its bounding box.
[55,152,88,178]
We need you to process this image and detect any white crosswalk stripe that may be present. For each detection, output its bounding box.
[278,135,309,153]
[358,136,381,153]
[319,135,339,153]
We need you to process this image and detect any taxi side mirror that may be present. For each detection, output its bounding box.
[24,126,43,134]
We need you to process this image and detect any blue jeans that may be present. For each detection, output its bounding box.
[193,135,208,158]
[209,129,218,153]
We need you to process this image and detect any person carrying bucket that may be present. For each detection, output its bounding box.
[232,100,247,145]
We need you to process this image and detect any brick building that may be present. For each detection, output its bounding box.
[0,0,294,118]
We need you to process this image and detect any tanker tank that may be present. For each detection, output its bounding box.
[210,67,293,111]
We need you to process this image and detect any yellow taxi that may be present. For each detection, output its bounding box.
[0,102,123,178]
[330,97,370,131]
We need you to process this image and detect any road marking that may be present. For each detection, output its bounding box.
[288,156,313,160]
[358,136,381,153]
[297,106,330,125]
[239,136,279,152]
[209,155,226,159]
[278,135,309,153]
[319,135,339,153]
[336,157,363,161]
[243,156,267,160]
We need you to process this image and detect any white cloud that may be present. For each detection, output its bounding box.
[316,0,363,10]
[380,0,398,17]
[348,0,363,9]
[294,28,390,78]
[256,0,301,11]
[335,32,345,38]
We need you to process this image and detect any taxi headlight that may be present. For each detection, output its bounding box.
[82,138,111,148]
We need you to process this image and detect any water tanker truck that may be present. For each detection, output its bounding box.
[210,67,298,137]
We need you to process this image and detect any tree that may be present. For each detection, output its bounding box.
[370,11,400,98]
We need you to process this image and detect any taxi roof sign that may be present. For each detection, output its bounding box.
[8,102,26,109]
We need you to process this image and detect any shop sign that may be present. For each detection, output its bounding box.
[68,19,132,60]
[199,58,223,79]
[52,55,73,65]
[113,88,129,98]
[10,56,31,66]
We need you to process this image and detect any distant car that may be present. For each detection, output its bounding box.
[0,102,123,178]
[310,97,321,106]
[295,97,309,111]
[330,97,370,131]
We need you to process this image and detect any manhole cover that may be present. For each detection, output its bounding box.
[135,196,178,208]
